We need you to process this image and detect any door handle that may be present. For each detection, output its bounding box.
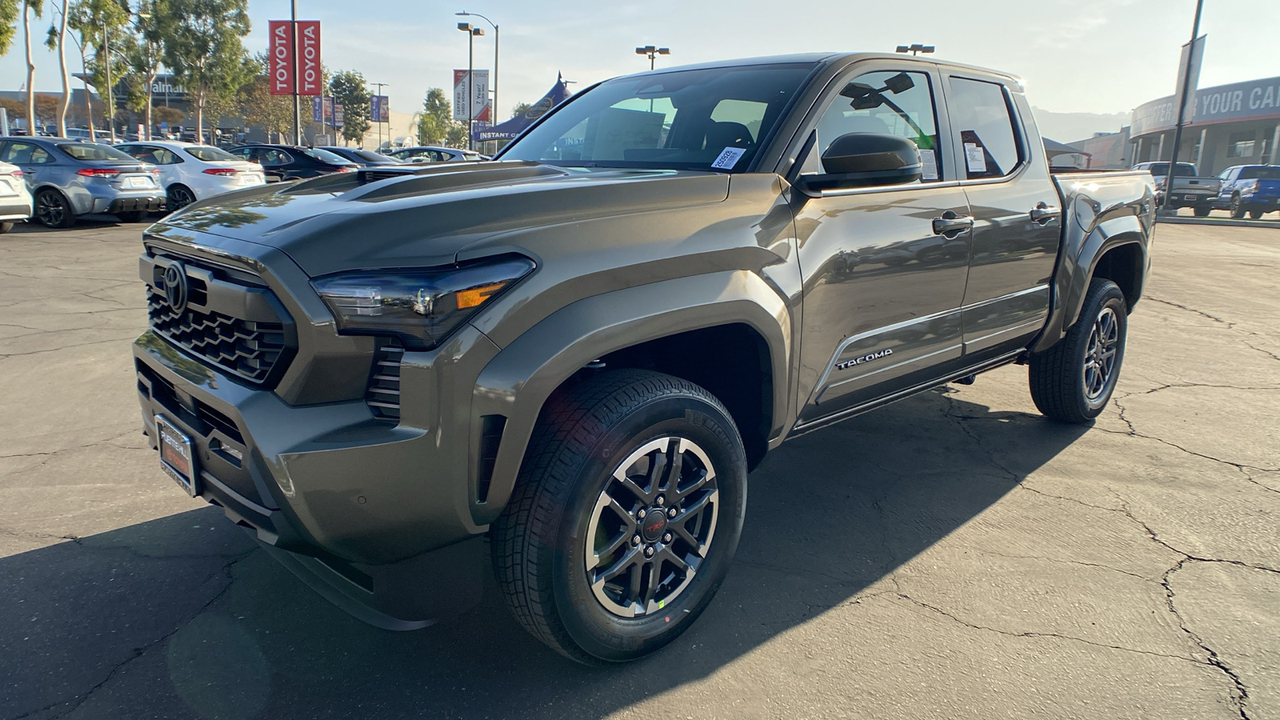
[1030,202,1061,225]
[932,210,973,237]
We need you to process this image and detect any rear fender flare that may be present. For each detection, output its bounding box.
[468,270,791,527]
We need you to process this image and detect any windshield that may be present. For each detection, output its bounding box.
[348,149,399,163]
[499,63,813,172]
[186,145,238,162]
[57,142,138,162]
[300,147,353,165]
[1145,162,1197,177]
[1239,166,1280,180]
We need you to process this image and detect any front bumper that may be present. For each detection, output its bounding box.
[134,333,485,627]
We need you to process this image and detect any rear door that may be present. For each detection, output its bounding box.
[941,71,1060,358]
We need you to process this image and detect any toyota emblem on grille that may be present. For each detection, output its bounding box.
[163,262,189,314]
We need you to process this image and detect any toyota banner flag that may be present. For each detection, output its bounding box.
[267,19,321,96]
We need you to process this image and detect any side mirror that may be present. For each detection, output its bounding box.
[798,133,922,194]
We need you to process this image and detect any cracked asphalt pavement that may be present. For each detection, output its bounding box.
[1,220,1277,719]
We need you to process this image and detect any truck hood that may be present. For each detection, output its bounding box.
[148,161,731,276]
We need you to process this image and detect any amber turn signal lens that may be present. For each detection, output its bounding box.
[456,282,507,310]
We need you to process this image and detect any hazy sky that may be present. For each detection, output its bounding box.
[1,0,1275,122]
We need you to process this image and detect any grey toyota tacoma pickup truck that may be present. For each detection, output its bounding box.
[133,53,1155,663]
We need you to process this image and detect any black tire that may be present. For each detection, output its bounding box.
[1029,278,1128,423]
[167,184,196,212]
[1193,205,1211,217]
[492,369,747,664]
[1230,194,1246,219]
[0,221,13,234]
[34,188,75,228]
[115,210,148,223]
[1249,209,1265,220]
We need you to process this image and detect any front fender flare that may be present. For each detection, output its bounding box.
[468,269,792,527]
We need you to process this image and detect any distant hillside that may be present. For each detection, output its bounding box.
[1031,107,1129,144]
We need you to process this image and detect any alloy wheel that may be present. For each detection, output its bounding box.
[36,191,65,227]
[1082,306,1119,401]
[168,186,195,211]
[585,436,719,618]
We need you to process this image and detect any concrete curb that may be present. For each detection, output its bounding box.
[1155,216,1280,229]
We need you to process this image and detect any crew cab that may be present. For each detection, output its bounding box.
[1132,160,1218,216]
[1213,164,1280,219]
[132,53,1155,664]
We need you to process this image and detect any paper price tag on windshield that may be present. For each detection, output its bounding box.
[919,149,938,181]
[711,147,747,170]
[964,143,987,174]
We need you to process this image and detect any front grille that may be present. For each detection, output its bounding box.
[145,253,295,387]
[366,343,403,421]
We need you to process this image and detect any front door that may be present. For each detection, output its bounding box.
[793,64,972,425]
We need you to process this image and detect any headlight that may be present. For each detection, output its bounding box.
[311,255,535,349]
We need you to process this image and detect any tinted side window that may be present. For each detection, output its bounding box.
[815,70,942,182]
[949,77,1022,180]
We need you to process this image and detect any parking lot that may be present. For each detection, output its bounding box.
[1,219,1277,720]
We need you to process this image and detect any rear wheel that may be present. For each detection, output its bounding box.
[492,370,747,664]
[1230,194,1246,219]
[1249,209,1265,220]
[1193,206,1211,217]
[166,184,196,212]
[115,210,147,223]
[0,221,13,234]
[34,188,75,228]
[1029,278,1128,423]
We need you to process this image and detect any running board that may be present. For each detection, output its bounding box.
[788,350,1025,438]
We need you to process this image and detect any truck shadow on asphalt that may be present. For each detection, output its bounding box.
[1,386,1089,720]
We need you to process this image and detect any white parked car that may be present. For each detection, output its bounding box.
[114,141,266,211]
[0,160,34,233]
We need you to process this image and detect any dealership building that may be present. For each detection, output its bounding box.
[1126,75,1280,174]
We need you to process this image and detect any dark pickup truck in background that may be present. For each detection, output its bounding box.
[1132,160,1218,216]
[132,53,1155,664]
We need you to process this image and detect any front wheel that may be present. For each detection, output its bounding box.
[0,221,13,234]
[492,370,747,664]
[166,184,196,212]
[1029,278,1128,423]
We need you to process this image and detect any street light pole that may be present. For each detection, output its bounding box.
[1163,0,1205,214]
[370,81,387,150]
[457,12,498,150]
[291,0,301,145]
[635,44,669,70]
[457,23,483,151]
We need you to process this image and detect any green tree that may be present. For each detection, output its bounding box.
[416,87,452,145]
[510,101,530,119]
[43,0,70,136]
[67,0,129,140]
[240,52,291,142]
[329,69,369,145]
[157,0,249,142]
[0,0,18,55]
[444,121,467,149]
[21,0,44,133]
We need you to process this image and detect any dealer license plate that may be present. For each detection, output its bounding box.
[125,176,152,189]
[155,415,197,496]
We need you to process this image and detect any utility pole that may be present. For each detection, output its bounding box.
[1163,0,1205,214]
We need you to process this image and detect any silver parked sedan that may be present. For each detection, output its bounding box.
[0,137,165,227]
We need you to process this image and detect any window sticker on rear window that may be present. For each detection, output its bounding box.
[711,147,746,170]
